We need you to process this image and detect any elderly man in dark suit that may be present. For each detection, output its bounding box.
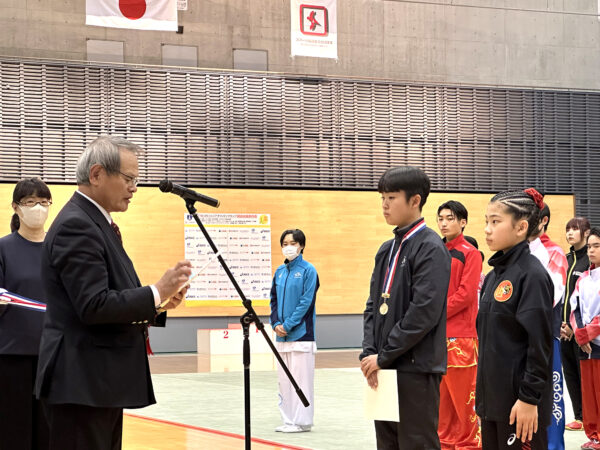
[35,136,192,450]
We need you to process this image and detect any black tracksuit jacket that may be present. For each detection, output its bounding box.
[563,245,590,324]
[476,240,553,426]
[360,219,451,373]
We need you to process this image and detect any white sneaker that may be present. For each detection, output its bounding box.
[275,424,310,433]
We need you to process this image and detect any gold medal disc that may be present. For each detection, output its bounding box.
[379,302,389,315]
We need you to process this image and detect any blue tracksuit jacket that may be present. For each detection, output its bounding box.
[269,254,319,342]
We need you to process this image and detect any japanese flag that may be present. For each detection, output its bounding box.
[86,0,178,31]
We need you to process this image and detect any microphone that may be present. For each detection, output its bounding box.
[159,179,220,208]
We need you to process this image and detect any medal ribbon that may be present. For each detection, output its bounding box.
[382,219,426,297]
[0,288,46,312]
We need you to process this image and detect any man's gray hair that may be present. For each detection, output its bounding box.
[76,136,142,185]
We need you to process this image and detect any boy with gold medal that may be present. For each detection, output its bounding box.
[360,167,451,449]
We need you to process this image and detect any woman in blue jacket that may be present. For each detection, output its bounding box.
[270,228,319,433]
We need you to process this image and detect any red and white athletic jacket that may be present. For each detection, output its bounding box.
[530,234,567,307]
[570,265,600,359]
[530,234,568,338]
[445,234,482,338]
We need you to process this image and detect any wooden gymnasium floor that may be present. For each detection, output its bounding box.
[122,350,582,450]
[122,413,310,450]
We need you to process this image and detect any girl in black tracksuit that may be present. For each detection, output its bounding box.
[560,217,591,427]
[477,189,554,450]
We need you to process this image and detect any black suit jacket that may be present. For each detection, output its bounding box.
[35,192,165,408]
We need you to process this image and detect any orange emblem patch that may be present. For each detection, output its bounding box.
[494,280,513,302]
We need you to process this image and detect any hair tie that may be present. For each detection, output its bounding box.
[524,188,544,209]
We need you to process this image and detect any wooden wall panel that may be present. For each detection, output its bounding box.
[0,183,574,316]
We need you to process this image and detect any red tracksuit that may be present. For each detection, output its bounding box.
[439,234,483,450]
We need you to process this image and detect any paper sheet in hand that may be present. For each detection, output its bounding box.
[364,369,399,422]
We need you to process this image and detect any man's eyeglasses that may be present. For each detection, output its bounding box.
[19,200,52,207]
[119,171,139,187]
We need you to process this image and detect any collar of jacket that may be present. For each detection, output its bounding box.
[570,244,588,259]
[71,193,117,234]
[539,233,551,246]
[392,217,424,241]
[444,233,467,250]
[488,240,530,269]
[69,192,139,287]
[285,253,304,268]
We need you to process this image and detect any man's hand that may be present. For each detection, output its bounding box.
[161,285,189,311]
[274,325,287,337]
[509,399,538,443]
[155,260,192,301]
[360,354,380,379]
[560,322,573,341]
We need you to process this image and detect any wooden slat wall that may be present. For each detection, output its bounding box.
[0,58,598,224]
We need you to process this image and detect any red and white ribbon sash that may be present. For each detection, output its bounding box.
[382,219,426,297]
[0,289,46,312]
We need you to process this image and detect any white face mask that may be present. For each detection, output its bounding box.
[19,204,49,229]
[282,245,300,261]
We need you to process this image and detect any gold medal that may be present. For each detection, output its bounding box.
[379,302,389,315]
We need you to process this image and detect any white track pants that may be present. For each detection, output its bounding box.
[275,341,316,427]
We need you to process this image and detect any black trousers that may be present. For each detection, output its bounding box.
[42,401,123,450]
[0,354,49,450]
[560,337,583,420]
[374,371,442,450]
[481,419,548,450]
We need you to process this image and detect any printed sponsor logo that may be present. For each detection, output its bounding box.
[507,433,516,445]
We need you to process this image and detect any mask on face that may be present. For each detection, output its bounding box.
[282,245,299,261]
[18,204,49,229]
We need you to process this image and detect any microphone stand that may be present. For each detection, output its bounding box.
[185,200,309,450]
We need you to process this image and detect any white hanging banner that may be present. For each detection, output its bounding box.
[291,0,337,59]
[86,0,178,31]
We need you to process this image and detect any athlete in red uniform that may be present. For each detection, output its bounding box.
[437,201,482,450]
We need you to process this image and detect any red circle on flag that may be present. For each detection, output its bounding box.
[119,0,147,20]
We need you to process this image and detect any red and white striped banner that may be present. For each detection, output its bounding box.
[86,0,178,31]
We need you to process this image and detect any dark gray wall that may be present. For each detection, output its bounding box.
[148,314,364,353]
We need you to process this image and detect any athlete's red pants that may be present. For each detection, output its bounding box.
[581,358,600,441]
[438,337,481,450]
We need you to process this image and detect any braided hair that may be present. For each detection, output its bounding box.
[490,189,543,239]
